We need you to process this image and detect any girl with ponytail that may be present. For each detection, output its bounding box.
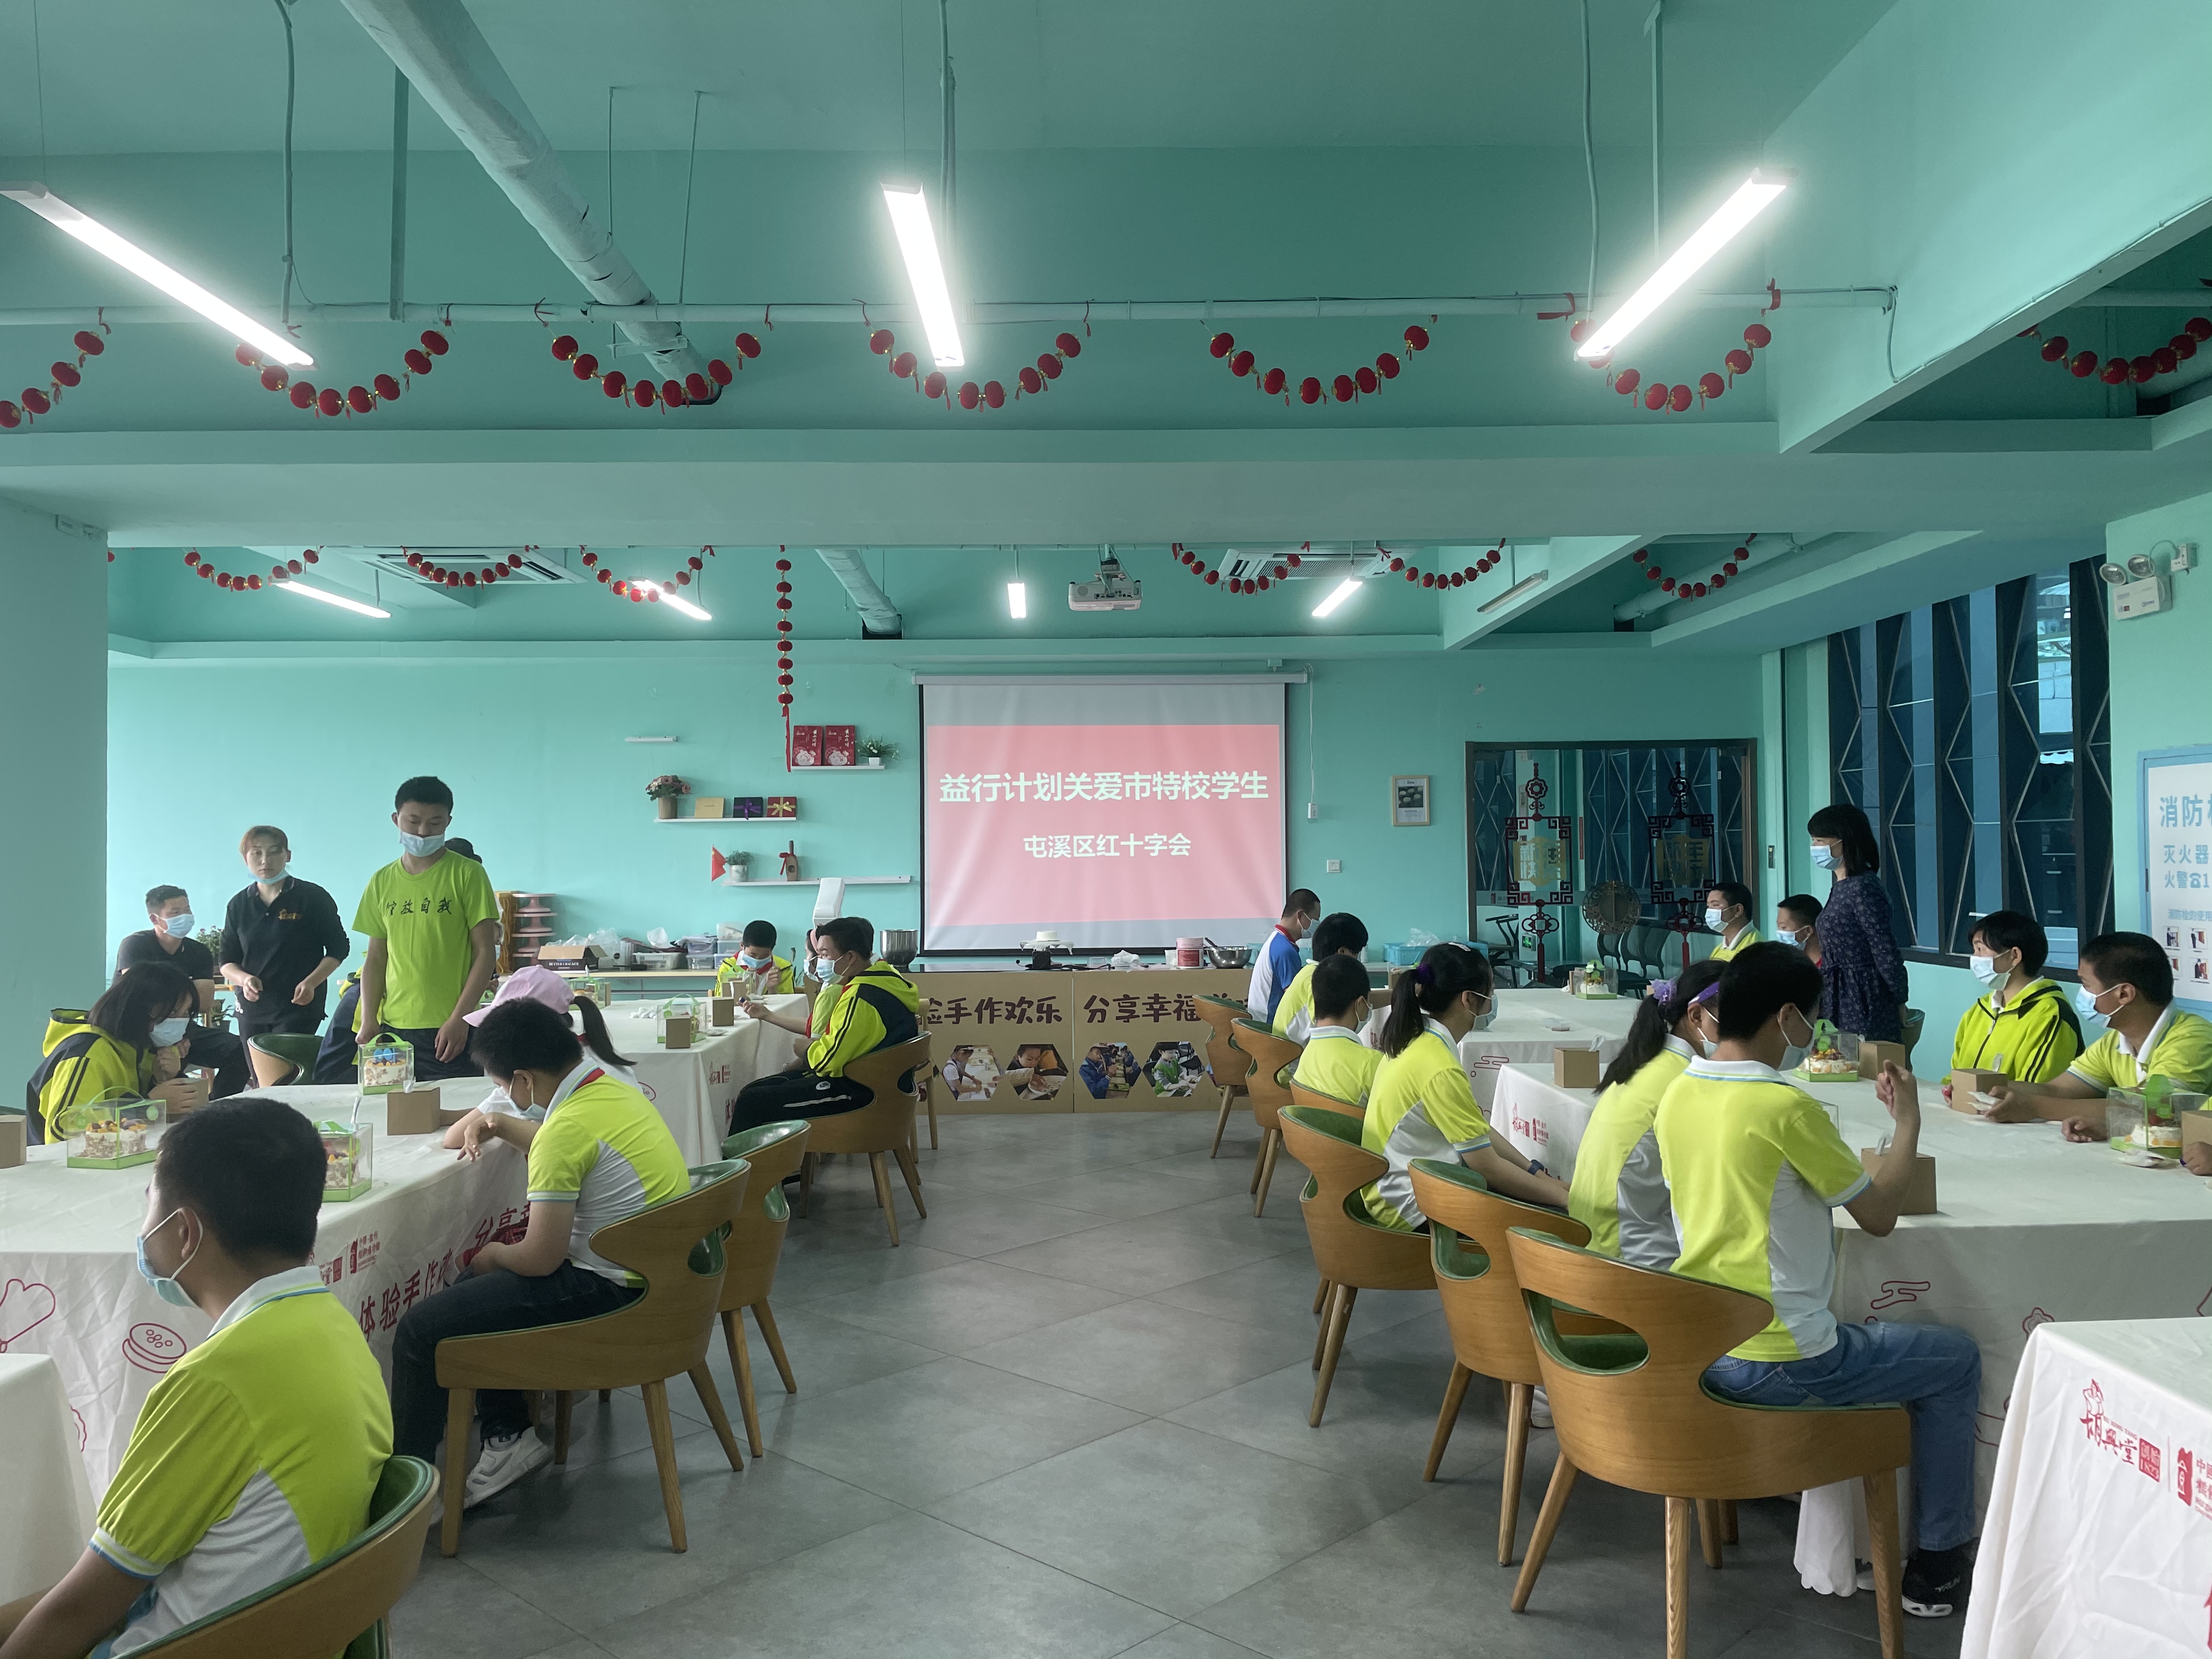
[1361,943,1569,1228]
[442,967,639,1146]
[1566,959,1723,1268]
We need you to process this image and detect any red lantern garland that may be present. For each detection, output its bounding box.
[0,324,112,430]
[2019,317,2211,387]
[567,543,718,605]
[773,549,797,768]
[1169,537,1510,596]
[238,329,453,419]
[1577,297,1778,412]
[400,545,535,591]
[868,324,1087,409]
[180,546,321,592]
[548,334,758,409]
[1203,321,1432,407]
[1632,533,1756,603]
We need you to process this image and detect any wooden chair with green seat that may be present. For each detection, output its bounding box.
[1503,1227,1909,1659]
[247,1032,324,1088]
[798,1035,930,1246]
[436,1160,753,1558]
[916,998,940,1149]
[1408,1158,1618,1567]
[0,1454,441,1658]
[1277,1104,1434,1426]
[1287,1078,1363,1314]
[1195,994,1252,1157]
[1230,1018,1303,1216]
[717,1119,811,1455]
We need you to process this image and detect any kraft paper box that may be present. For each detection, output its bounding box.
[1861,1149,1938,1215]
[536,942,595,970]
[1857,1040,1909,1080]
[692,796,726,820]
[168,1075,211,1113]
[383,1086,444,1136]
[1553,1046,1601,1089]
[1950,1067,2005,1111]
[709,996,738,1028]
[662,1015,695,1049]
[2182,1109,2212,1156]
[0,1114,22,1169]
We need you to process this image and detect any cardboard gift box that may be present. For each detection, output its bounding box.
[1856,1040,1909,1080]
[734,797,765,819]
[692,796,726,820]
[766,796,797,819]
[0,1114,24,1169]
[662,1014,695,1049]
[789,725,823,768]
[383,1086,444,1136]
[709,995,739,1028]
[536,942,597,970]
[2180,1108,2212,1156]
[1861,1148,1938,1215]
[1949,1067,2005,1112]
[1553,1046,1602,1089]
[823,725,857,767]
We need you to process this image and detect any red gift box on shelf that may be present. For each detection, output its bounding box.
[823,725,857,767]
[789,725,823,768]
[767,796,797,819]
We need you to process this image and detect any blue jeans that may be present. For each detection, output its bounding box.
[1705,1318,1981,1552]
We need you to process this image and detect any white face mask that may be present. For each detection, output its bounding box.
[149,1015,190,1047]
[399,831,447,858]
[1778,1005,1814,1070]
[1970,953,2001,985]
[1703,908,1725,932]
[161,912,195,938]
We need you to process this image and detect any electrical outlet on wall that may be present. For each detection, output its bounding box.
[1325,859,1342,874]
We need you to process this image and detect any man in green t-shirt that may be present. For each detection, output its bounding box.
[353,776,501,1082]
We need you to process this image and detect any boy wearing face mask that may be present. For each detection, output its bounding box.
[1946,910,2081,1088]
[1248,889,1322,1025]
[715,919,795,996]
[726,916,919,1135]
[1703,882,1760,962]
[218,826,350,1044]
[351,777,501,1082]
[114,887,250,1099]
[1775,895,1822,963]
[1290,955,1384,1105]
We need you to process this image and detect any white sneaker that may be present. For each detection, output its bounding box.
[1528,1386,1553,1429]
[464,1432,552,1509]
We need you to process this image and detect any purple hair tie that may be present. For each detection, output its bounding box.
[1414,963,1435,984]
[1648,978,1676,1006]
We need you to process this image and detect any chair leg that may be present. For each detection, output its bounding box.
[926,1089,939,1150]
[1312,1286,1335,1369]
[723,1307,764,1457]
[1696,1498,1725,1569]
[1312,1275,1330,1316]
[1499,1381,1532,1565]
[439,1386,473,1558]
[1424,1361,1472,1483]
[798,1150,815,1218]
[1252,1128,1282,1217]
[1308,1284,1357,1426]
[868,1150,901,1246]
[892,1140,928,1218]
[1510,1451,1579,1611]
[641,1379,688,1553]
[1209,1087,1235,1156]
[753,1300,797,1393]
[552,1390,573,1466]
[598,1389,611,1403]
[687,1363,746,1472]
[1664,1495,1694,1659]
[1864,1469,1905,1659]
[1720,1498,1738,1544]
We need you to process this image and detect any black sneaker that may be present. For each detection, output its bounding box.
[1900,1542,1974,1617]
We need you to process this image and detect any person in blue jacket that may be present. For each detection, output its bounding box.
[1246,888,1319,1024]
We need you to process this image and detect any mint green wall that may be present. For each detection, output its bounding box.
[3,499,108,1058]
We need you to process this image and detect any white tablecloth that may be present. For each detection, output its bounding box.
[602,994,808,1164]
[1961,1319,2212,1658]
[1486,1064,2212,1593]
[0,1084,526,1494]
[1357,988,1631,1112]
[0,1353,97,1605]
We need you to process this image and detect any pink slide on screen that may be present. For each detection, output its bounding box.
[927,721,1285,947]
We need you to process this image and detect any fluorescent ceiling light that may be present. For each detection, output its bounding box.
[1575,168,1793,360]
[881,184,964,369]
[1,182,312,366]
[1477,573,1550,613]
[1007,581,1028,619]
[1311,578,1363,619]
[633,579,712,622]
[277,580,389,619]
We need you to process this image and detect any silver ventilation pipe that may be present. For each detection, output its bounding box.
[816,549,903,639]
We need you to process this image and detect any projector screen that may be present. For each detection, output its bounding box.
[922,676,1290,951]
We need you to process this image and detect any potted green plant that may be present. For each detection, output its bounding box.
[647,774,691,820]
[860,737,896,769]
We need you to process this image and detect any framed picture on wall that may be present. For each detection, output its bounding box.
[1392,775,1431,827]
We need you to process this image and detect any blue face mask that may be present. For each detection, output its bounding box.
[2075,985,2113,1020]
[1810,844,1839,871]
[135,1209,199,1308]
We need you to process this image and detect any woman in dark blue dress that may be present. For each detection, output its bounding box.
[1807,803,1909,1043]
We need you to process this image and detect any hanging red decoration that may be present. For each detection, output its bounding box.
[1173,537,1504,600]
[239,328,451,421]
[546,331,752,408]
[180,546,332,594]
[873,319,1087,412]
[1634,534,1757,605]
[1206,320,1432,407]
[774,549,797,767]
[0,322,112,430]
[2021,316,2210,387]
[1583,294,1779,411]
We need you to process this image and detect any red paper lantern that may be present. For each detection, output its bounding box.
[983,381,1006,408]
[613,579,628,595]
[270,564,285,579]
[1699,372,1725,401]
[1389,557,1404,572]
[0,403,18,429]
[869,329,895,356]
[2189,317,2212,343]
[184,551,201,566]
[234,345,260,368]
[958,381,980,409]
[316,387,343,417]
[2174,335,2199,362]
[347,386,374,413]
[373,373,400,401]
[634,378,658,406]
[551,335,579,360]
[420,330,448,356]
[1376,352,1401,380]
[1743,323,1772,349]
[774,557,791,571]
[303,550,318,564]
[21,388,50,415]
[1204,571,1218,584]
[2130,356,2157,383]
[1643,383,1667,410]
[1668,383,1694,413]
[1189,561,1205,575]
[775,580,792,594]
[2040,337,2069,363]
[1332,374,1356,402]
[1229,350,1254,377]
[1356,365,1379,394]
[674,571,690,586]
[1710,574,1727,589]
[1286,552,1301,566]
[1632,549,1648,563]
[630,586,644,602]
[891,351,917,379]
[708,358,733,385]
[1403,324,1430,352]
[689,555,703,569]
[1056,333,1082,358]
[1037,353,1062,380]
[778,693,793,706]
[1724,348,1753,377]
[662,379,685,406]
[735,332,761,359]
[1018,366,1043,394]
[573,354,598,379]
[2071,350,2098,378]
[1298,376,1322,404]
[480,567,496,583]
[581,551,598,566]
[48,362,78,388]
[681,372,708,402]
[1693,582,1707,597]
[923,370,947,399]
[1421,572,1437,588]
[1614,368,1641,396]
[404,348,432,375]
[74,330,103,356]
[289,558,304,574]
[1661,577,1676,592]
[2154,346,2180,376]
[1723,561,1739,576]
[1646,566,1662,581]
[1209,333,1234,359]
[1275,565,1290,579]
[596,569,611,584]
[602,370,628,399]
[1449,572,1464,587]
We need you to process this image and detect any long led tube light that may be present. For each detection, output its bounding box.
[277,580,389,619]
[1311,578,1363,618]
[1,183,313,366]
[632,579,712,622]
[1575,168,1793,361]
[1476,573,1550,613]
[881,185,964,368]
[1007,581,1028,619]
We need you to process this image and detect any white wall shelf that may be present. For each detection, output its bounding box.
[657,817,800,826]
[716,875,911,887]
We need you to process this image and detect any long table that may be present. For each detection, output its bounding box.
[1486,1062,2212,1592]
[0,1354,95,1606]
[601,994,808,1162]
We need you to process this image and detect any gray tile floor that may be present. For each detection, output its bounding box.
[391,1110,1965,1659]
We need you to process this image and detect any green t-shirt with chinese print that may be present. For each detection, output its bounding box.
[352,853,500,1030]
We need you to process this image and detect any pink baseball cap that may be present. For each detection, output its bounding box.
[466,964,575,1025]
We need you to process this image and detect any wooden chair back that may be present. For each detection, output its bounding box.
[1288,1078,1364,1120]
[1503,1228,1911,1499]
[438,1160,749,1394]
[136,1455,438,1658]
[1195,995,1251,1092]
[1277,1105,1432,1291]
[248,1033,321,1089]
[718,1120,810,1310]
[1409,1159,1602,1389]
[804,1036,930,1155]
[1231,1018,1301,1130]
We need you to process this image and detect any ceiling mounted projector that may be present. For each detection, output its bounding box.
[1069,554,1142,612]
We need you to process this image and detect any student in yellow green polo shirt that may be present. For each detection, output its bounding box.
[1980,930,2212,1172]
[1361,943,1567,1229]
[1566,958,1721,1268]
[1947,910,2082,1087]
[393,997,689,1512]
[1658,942,1980,1618]
[729,916,921,1135]
[1705,881,1760,962]
[1290,955,1383,1107]
[0,1101,388,1659]
[1272,912,1369,1041]
[716,919,797,995]
[352,776,502,1083]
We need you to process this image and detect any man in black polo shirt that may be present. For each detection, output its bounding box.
[218,825,351,1043]
[115,885,249,1097]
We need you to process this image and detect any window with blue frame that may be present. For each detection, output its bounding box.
[1827,558,2112,966]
